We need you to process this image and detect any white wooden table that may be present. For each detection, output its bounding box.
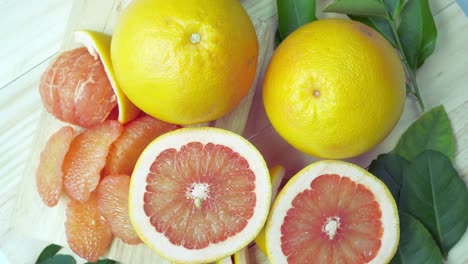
[0,0,467,263]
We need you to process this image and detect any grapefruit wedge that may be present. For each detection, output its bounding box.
[129,127,271,263]
[265,160,399,264]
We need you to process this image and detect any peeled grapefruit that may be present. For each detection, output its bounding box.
[74,30,141,124]
[39,47,117,128]
[265,160,399,264]
[129,127,271,263]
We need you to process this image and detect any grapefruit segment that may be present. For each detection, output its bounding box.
[63,120,123,202]
[266,160,399,264]
[97,174,141,244]
[129,127,271,263]
[103,115,179,176]
[65,192,113,262]
[36,126,74,207]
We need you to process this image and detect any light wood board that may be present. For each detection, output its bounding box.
[10,0,468,263]
[11,0,277,263]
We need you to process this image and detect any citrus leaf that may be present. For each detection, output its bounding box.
[394,105,455,161]
[397,0,437,69]
[39,255,75,264]
[384,0,405,18]
[324,0,387,17]
[349,15,396,47]
[275,28,282,46]
[36,244,63,263]
[368,153,409,202]
[390,212,444,264]
[276,0,317,40]
[399,150,468,256]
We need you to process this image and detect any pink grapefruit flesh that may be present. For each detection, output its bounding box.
[281,174,383,263]
[103,115,179,176]
[39,47,117,128]
[63,120,123,202]
[144,142,256,250]
[36,126,74,207]
[65,192,113,262]
[97,174,142,245]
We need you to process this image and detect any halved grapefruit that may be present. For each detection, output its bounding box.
[265,160,399,264]
[129,127,271,263]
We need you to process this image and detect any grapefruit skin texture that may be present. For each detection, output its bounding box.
[265,160,399,264]
[39,48,117,128]
[65,193,113,262]
[111,0,259,125]
[36,126,74,207]
[263,19,406,159]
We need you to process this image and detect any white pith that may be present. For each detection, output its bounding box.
[186,182,209,208]
[323,216,340,240]
[266,160,399,264]
[129,127,271,263]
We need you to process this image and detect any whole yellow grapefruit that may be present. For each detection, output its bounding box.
[263,19,406,159]
[111,0,258,125]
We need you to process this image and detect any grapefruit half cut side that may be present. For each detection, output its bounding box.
[129,127,271,263]
[266,160,399,264]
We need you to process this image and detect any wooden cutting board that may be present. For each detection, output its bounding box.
[12,0,277,263]
[11,0,468,263]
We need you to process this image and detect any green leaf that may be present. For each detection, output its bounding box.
[368,154,409,202]
[397,0,437,69]
[390,212,444,264]
[39,255,75,264]
[384,0,405,18]
[349,16,396,47]
[324,0,387,17]
[276,0,317,39]
[36,244,63,263]
[394,105,455,161]
[399,150,468,256]
[275,28,282,46]
[85,259,116,264]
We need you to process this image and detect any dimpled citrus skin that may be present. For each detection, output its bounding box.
[263,19,406,159]
[111,0,258,125]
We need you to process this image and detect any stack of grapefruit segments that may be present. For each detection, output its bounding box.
[35,30,182,262]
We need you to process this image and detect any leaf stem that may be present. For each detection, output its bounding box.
[387,16,425,111]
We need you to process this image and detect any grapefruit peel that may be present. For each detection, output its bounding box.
[74,29,140,124]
